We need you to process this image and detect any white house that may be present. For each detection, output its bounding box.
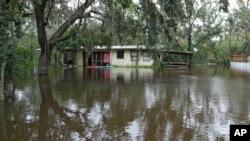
[62,45,154,67]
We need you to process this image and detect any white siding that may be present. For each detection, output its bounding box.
[75,52,83,66]
[110,50,154,67]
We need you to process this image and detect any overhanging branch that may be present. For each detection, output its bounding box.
[49,0,95,46]
[45,0,54,25]
[51,32,76,43]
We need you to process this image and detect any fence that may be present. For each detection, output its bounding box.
[231,62,250,72]
[231,55,244,62]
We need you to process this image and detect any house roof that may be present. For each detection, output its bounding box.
[94,45,147,50]
[63,46,194,55]
[162,50,194,55]
[64,45,148,50]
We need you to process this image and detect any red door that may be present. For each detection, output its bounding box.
[103,52,110,63]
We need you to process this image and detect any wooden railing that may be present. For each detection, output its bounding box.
[164,62,189,69]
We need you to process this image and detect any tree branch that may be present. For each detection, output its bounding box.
[45,0,54,25]
[49,0,95,46]
[33,2,48,50]
[22,12,34,17]
[32,0,48,11]
[52,32,76,43]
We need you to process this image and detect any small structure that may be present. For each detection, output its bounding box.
[161,50,193,69]
[231,55,244,62]
[230,55,250,72]
[62,46,194,69]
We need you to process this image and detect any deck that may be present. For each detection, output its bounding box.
[162,50,193,69]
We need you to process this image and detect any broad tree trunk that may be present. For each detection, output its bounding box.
[0,61,6,100]
[38,50,53,75]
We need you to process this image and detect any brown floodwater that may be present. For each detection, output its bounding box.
[1,66,250,141]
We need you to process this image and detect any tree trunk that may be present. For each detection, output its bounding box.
[187,24,192,52]
[188,35,192,51]
[38,50,53,75]
[0,61,6,100]
[32,0,94,75]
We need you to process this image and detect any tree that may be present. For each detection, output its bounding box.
[30,0,96,75]
[0,0,23,100]
[137,0,229,51]
[29,0,230,74]
[229,0,250,61]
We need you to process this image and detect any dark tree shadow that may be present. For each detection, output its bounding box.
[38,75,86,141]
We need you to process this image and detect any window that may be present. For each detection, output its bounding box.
[131,50,138,61]
[67,51,73,60]
[65,51,74,64]
[117,50,124,59]
[143,51,150,61]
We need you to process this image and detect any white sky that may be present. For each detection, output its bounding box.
[229,0,238,11]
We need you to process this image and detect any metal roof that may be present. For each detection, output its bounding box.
[94,45,147,50]
[162,50,194,55]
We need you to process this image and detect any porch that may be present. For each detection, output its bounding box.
[85,51,111,67]
[162,50,193,69]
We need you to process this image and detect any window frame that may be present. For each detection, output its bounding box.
[131,50,138,61]
[117,50,124,59]
[143,51,150,61]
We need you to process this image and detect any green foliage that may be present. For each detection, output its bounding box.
[5,46,33,74]
[0,0,24,75]
[116,0,132,9]
[56,22,113,51]
[19,34,39,49]
[51,50,62,66]
[218,0,229,12]
[212,42,229,62]
[193,51,209,64]
[14,47,33,70]
[100,0,145,45]
[193,37,235,65]
[56,29,85,50]
[0,0,23,39]
[225,0,250,56]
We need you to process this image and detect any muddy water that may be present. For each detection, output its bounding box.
[1,67,250,141]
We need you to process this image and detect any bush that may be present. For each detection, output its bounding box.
[14,47,33,70]
[6,47,33,74]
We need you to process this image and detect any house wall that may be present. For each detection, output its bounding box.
[61,51,64,64]
[75,51,83,66]
[63,49,154,67]
[110,50,154,67]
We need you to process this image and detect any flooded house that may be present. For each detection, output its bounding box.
[62,45,154,67]
[62,45,194,69]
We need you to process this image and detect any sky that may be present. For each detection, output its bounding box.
[229,0,238,11]
[132,0,238,10]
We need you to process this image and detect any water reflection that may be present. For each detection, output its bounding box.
[1,67,250,140]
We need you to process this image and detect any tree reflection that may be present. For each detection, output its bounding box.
[2,68,250,140]
[38,75,87,140]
